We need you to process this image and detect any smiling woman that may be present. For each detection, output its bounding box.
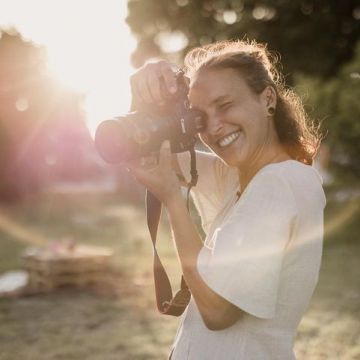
[0,0,136,137]
[128,39,325,360]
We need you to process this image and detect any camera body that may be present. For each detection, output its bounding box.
[95,72,205,164]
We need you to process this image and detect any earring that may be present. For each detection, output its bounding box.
[268,107,275,116]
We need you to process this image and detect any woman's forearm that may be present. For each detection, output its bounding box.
[165,192,203,271]
[165,193,243,330]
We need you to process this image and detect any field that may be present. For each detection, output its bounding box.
[0,189,359,359]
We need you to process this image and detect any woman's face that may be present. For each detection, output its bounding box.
[188,67,278,169]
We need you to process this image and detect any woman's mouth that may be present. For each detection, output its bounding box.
[217,130,242,148]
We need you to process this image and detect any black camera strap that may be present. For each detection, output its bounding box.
[146,148,198,316]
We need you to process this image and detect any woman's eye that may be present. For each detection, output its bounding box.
[198,113,208,133]
[219,102,232,110]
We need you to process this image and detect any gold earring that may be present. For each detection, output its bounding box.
[268,107,275,116]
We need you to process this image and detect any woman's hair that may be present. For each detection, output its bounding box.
[184,39,322,165]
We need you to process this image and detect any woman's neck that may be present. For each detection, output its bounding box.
[237,146,292,194]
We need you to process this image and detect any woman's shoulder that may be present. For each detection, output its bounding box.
[259,160,324,186]
[256,160,326,209]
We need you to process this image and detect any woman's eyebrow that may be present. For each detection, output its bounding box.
[210,95,232,106]
[190,95,231,111]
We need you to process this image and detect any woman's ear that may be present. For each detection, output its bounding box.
[261,86,277,109]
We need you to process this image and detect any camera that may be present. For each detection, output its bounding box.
[94,71,205,164]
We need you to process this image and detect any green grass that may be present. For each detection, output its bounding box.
[294,196,360,359]
[0,191,359,359]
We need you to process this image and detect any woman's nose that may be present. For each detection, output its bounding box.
[207,115,224,137]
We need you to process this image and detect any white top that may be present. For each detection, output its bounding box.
[170,151,326,360]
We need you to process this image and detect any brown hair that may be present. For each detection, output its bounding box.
[184,40,322,165]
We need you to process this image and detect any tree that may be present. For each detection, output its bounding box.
[0,30,96,201]
[126,0,360,80]
[126,0,360,185]
[296,42,360,184]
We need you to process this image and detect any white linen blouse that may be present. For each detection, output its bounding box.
[169,151,326,360]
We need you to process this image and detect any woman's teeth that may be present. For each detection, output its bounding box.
[218,131,241,148]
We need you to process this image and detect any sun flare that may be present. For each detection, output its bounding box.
[0,0,136,137]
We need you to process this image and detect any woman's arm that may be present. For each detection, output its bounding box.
[128,62,243,329]
[126,141,243,330]
[166,190,244,330]
[172,154,188,186]
[130,62,187,185]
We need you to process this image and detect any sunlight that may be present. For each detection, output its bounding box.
[0,0,136,137]
[0,210,47,245]
[324,200,359,240]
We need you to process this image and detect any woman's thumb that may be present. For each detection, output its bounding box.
[159,140,171,164]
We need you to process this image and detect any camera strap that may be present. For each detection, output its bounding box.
[146,148,198,316]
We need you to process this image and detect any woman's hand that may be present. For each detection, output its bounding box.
[126,140,182,206]
[128,60,188,190]
[130,60,178,109]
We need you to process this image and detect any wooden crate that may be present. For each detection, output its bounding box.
[22,244,114,293]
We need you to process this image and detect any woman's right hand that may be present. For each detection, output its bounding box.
[129,60,187,184]
[130,60,178,110]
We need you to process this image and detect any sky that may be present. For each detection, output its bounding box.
[0,0,137,136]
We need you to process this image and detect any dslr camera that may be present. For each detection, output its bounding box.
[95,71,205,164]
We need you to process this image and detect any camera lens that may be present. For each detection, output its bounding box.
[95,118,135,163]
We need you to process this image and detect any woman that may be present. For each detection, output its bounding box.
[127,40,326,359]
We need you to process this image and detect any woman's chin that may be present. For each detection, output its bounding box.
[208,143,246,168]
[217,154,244,168]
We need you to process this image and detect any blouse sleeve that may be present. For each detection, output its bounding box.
[196,169,298,319]
[177,150,238,234]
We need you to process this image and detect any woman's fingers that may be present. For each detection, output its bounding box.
[159,140,172,168]
[125,154,157,173]
[140,154,159,170]
[130,73,151,105]
[125,140,171,176]
[124,141,180,203]
[146,62,176,103]
[147,69,164,105]
[130,61,178,106]
[137,75,153,104]
[159,61,177,94]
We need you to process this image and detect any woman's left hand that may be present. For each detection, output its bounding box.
[125,140,182,205]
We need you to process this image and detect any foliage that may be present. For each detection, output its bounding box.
[126,0,360,184]
[0,30,98,201]
[295,42,360,184]
[126,0,360,81]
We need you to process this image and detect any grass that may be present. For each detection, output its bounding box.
[0,190,359,359]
